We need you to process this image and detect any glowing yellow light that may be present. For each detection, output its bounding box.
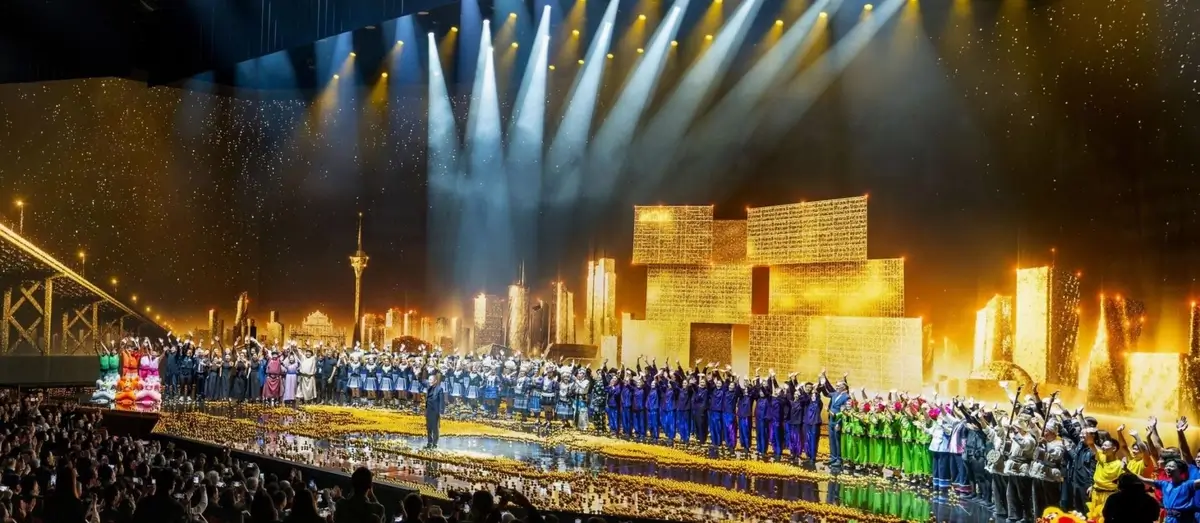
[145,307,151,313]
[111,278,118,285]
[606,53,614,59]
[572,29,580,36]
[511,42,519,48]
[397,40,404,45]
[638,14,647,20]
[14,200,23,208]
[132,295,138,303]
[820,11,828,17]
[670,40,678,47]
[451,26,459,32]
[578,59,585,64]
[78,251,85,259]
[349,52,357,57]
[864,3,873,9]
[705,34,714,41]
[509,12,517,18]
[548,65,556,70]
[636,48,644,53]
[775,19,783,26]
[333,74,340,79]
[381,72,388,78]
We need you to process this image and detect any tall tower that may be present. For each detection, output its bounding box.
[508,266,530,352]
[585,258,618,344]
[349,212,369,344]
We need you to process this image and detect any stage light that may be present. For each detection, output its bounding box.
[398,40,404,45]
[705,34,714,41]
[607,53,614,59]
[573,29,580,36]
[382,72,389,78]
[512,42,520,48]
[639,14,647,20]
[350,52,357,57]
[509,12,517,18]
[671,40,678,46]
[333,74,340,79]
[864,3,873,9]
[549,65,556,70]
[578,59,585,64]
[820,11,828,17]
[637,47,645,53]
[776,19,784,26]
[451,26,459,32]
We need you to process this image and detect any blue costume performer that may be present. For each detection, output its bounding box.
[735,381,753,451]
[722,381,737,451]
[691,378,709,445]
[708,379,725,447]
[803,385,825,465]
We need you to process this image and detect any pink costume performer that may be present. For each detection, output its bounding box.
[136,351,162,405]
[263,352,283,400]
[283,355,299,402]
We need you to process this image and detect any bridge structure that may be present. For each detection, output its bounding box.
[0,222,164,358]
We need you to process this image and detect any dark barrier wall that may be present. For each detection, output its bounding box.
[0,355,97,385]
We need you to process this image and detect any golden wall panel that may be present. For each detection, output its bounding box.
[645,265,752,325]
[972,294,1014,370]
[1125,352,1182,417]
[632,206,713,265]
[748,315,923,389]
[1183,304,1200,416]
[823,317,924,391]
[1049,269,1082,385]
[768,259,905,317]
[1083,295,1144,409]
[712,220,748,264]
[746,196,868,265]
[620,317,689,367]
[748,314,819,375]
[690,323,733,368]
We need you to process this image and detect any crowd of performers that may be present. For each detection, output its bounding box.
[90,334,1200,522]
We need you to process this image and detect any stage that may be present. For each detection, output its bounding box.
[123,402,994,523]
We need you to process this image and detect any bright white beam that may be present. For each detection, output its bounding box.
[584,0,690,197]
[427,31,459,195]
[628,0,766,186]
[545,0,621,203]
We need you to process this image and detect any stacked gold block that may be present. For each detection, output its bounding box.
[626,196,922,389]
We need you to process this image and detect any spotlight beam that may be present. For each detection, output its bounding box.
[583,0,690,199]
[506,5,553,277]
[545,0,621,204]
[426,31,464,293]
[627,0,766,193]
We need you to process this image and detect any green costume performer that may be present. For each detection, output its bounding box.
[884,412,903,470]
[915,417,933,477]
[899,413,916,476]
[845,409,865,466]
[867,411,885,467]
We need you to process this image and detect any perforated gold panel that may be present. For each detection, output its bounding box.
[712,220,748,264]
[823,317,924,391]
[746,196,868,265]
[1048,269,1082,385]
[1183,304,1200,416]
[1126,352,1182,417]
[620,318,689,367]
[645,265,752,325]
[748,314,818,375]
[768,259,905,317]
[748,315,923,389]
[632,206,713,265]
[690,324,733,368]
[972,295,1014,370]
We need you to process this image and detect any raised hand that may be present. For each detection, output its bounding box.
[1117,424,1125,432]
[1179,417,1190,432]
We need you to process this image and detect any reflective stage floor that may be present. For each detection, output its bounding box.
[142,402,992,523]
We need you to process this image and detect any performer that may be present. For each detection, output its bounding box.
[620,375,635,438]
[674,374,691,444]
[823,373,851,471]
[646,374,660,441]
[299,348,318,403]
[787,387,807,463]
[708,374,725,448]
[230,353,249,403]
[219,350,233,401]
[91,343,118,404]
[163,340,178,398]
[734,378,752,452]
[691,373,709,446]
[178,346,196,401]
[754,372,773,455]
[425,369,446,449]
[663,373,678,443]
[575,367,591,431]
[263,350,283,404]
[722,378,737,452]
[772,387,791,461]
[632,376,647,439]
[251,349,265,403]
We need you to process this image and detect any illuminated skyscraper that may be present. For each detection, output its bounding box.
[419,317,435,344]
[1182,303,1200,415]
[207,309,220,342]
[548,282,575,344]
[384,308,403,341]
[266,311,284,345]
[508,283,530,351]
[474,294,508,347]
[403,310,415,337]
[972,295,1014,370]
[360,313,387,348]
[585,258,618,344]
[1013,266,1082,385]
[348,212,369,344]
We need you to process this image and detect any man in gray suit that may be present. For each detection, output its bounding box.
[425,370,446,449]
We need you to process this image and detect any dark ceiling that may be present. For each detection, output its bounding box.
[0,0,455,88]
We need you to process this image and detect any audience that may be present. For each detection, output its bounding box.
[0,390,557,523]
